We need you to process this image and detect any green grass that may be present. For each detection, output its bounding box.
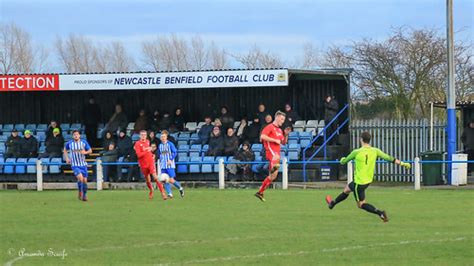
[1,188,473,265]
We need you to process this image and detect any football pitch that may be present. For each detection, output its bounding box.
[1,188,473,265]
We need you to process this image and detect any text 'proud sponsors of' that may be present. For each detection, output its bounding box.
[58,69,288,91]
[0,75,60,91]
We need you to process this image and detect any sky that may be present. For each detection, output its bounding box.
[0,0,472,71]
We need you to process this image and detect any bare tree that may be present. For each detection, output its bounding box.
[209,42,229,69]
[233,44,284,68]
[299,42,320,69]
[0,23,49,74]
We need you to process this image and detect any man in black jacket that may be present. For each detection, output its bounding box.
[41,128,64,158]
[245,116,261,144]
[116,130,133,158]
[82,96,102,146]
[223,128,239,156]
[324,95,339,144]
[19,130,38,158]
[207,127,224,156]
[4,129,21,158]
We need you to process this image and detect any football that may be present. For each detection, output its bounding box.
[159,173,170,183]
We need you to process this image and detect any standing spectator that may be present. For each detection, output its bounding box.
[82,96,102,146]
[257,103,270,124]
[102,131,116,150]
[133,109,148,133]
[150,142,158,161]
[100,143,118,182]
[324,95,339,144]
[223,128,239,156]
[116,130,133,158]
[159,112,172,131]
[19,130,38,158]
[283,103,301,129]
[41,128,64,158]
[245,117,261,144]
[206,126,224,156]
[4,129,21,158]
[461,120,474,173]
[194,116,213,145]
[235,117,249,144]
[104,104,128,135]
[148,130,159,147]
[219,106,234,132]
[150,110,161,132]
[171,108,185,132]
[46,120,62,141]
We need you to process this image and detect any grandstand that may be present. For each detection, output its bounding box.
[0,68,351,182]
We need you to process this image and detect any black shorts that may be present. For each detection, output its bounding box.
[348,182,370,202]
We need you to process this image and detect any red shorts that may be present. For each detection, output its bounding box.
[139,161,156,176]
[265,152,280,172]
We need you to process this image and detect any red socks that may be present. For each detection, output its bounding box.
[155,180,165,194]
[146,181,153,192]
[258,177,272,194]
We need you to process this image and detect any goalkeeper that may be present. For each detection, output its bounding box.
[325,131,411,222]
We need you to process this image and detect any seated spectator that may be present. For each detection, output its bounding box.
[148,131,159,147]
[150,143,158,161]
[100,143,118,182]
[245,117,261,144]
[206,126,224,156]
[219,106,234,132]
[227,141,255,180]
[133,109,148,133]
[4,129,21,158]
[257,103,270,124]
[172,108,185,131]
[104,104,128,135]
[102,131,116,150]
[261,114,273,132]
[150,110,161,132]
[46,120,62,141]
[213,118,223,129]
[235,117,249,143]
[118,147,139,182]
[159,112,172,131]
[40,128,64,158]
[19,130,38,158]
[283,103,301,129]
[117,130,133,158]
[194,116,213,145]
[223,128,239,156]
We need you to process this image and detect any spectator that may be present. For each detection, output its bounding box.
[41,128,64,158]
[461,120,474,173]
[261,114,273,133]
[4,129,21,158]
[148,130,159,147]
[150,142,158,161]
[231,141,255,180]
[324,95,339,144]
[245,116,261,144]
[235,117,249,143]
[223,128,239,156]
[172,108,185,131]
[46,120,62,141]
[213,118,223,130]
[104,104,128,135]
[82,96,102,146]
[19,130,38,158]
[194,116,213,145]
[219,106,234,132]
[116,130,133,158]
[102,131,116,150]
[283,103,301,129]
[206,126,224,156]
[257,103,270,124]
[118,147,140,182]
[100,143,118,182]
[159,112,172,131]
[133,109,148,133]
[150,110,161,132]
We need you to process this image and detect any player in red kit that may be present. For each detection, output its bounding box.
[134,130,167,200]
[255,111,290,202]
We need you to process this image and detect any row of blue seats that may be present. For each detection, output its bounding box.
[0,157,62,174]
[0,123,84,132]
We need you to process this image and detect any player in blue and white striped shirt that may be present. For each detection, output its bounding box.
[63,130,92,201]
[159,130,184,198]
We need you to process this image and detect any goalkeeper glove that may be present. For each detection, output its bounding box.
[400,161,411,169]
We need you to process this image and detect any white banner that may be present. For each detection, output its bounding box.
[59,69,288,91]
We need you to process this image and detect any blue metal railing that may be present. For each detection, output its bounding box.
[302,104,350,182]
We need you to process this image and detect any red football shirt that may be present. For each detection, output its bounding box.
[134,140,154,166]
[261,123,286,157]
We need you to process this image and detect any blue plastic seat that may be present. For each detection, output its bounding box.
[40,158,50,174]
[25,124,36,131]
[27,158,37,174]
[36,124,48,132]
[189,157,201,173]
[4,158,15,174]
[3,124,14,131]
[251,144,263,152]
[132,134,140,142]
[190,133,199,142]
[201,156,214,173]
[178,144,190,152]
[177,157,189,174]
[214,156,226,172]
[0,157,4,173]
[61,123,71,131]
[15,124,25,132]
[50,157,62,174]
[177,140,188,146]
[300,138,311,148]
[71,123,82,131]
[178,132,191,141]
[16,158,27,174]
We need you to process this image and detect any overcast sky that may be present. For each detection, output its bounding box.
[1,0,472,70]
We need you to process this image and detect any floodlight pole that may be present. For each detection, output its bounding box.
[446,0,456,185]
